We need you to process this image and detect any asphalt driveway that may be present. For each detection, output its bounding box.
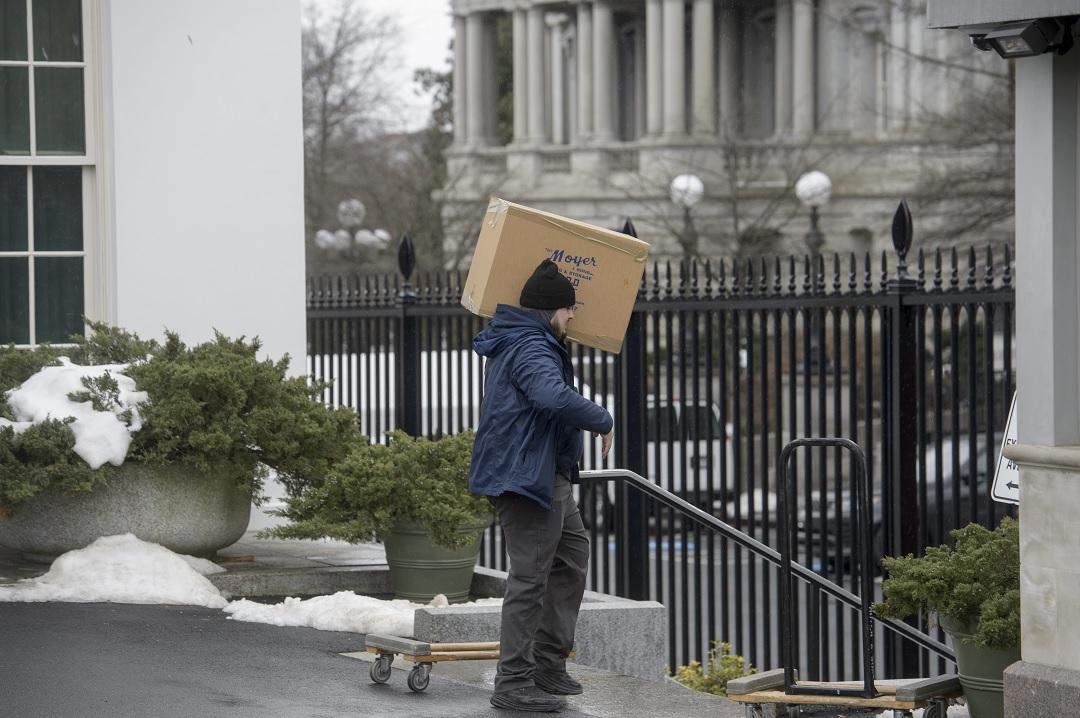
[0,602,593,718]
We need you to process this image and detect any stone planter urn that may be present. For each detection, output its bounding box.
[939,615,1021,718]
[383,518,490,603]
[0,462,252,562]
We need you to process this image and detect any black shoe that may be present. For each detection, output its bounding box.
[533,670,583,696]
[490,686,563,712]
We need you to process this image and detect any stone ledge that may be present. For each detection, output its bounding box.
[415,565,668,683]
[210,563,506,601]
[1005,660,1080,717]
[209,565,393,600]
[1002,442,1080,472]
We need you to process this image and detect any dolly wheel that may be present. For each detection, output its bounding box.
[370,655,393,684]
[407,663,431,693]
[923,699,945,718]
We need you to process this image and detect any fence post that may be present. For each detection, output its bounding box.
[885,200,920,678]
[616,219,649,601]
[395,233,422,437]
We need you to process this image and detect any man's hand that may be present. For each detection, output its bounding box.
[601,429,613,459]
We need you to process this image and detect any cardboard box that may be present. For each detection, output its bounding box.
[461,198,651,353]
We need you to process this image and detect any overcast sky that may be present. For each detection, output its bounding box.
[314,0,455,130]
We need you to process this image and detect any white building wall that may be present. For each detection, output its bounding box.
[101,0,305,367]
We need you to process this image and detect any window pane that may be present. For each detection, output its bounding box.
[34,256,82,343]
[0,166,28,251]
[0,67,31,155]
[0,257,30,344]
[33,166,81,250]
[34,67,84,155]
[1,0,28,60]
[32,0,82,62]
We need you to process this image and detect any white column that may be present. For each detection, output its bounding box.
[816,0,842,131]
[662,0,685,136]
[592,0,615,141]
[481,13,497,139]
[691,0,715,134]
[527,7,547,143]
[466,12,486,144]
[635,20,647,138]
[774,0,792,135]
[887,1,908,132]
[791,0,815,135]
[718,1,738,135]
[1015,52,1080,446]
[645,0,663,135]
[548,14,568,145]
[512,9,528,143]
[1010,53,1080,697]
[907,7,923,117]
[576,3,593,141]
[567,28,579,142]
[929,31,949,116]
[453,14,468,145]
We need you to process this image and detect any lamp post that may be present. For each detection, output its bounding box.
[670,174,704,254]
[795,170,831,260]
[313,198,391,269]
[795,171,832,371]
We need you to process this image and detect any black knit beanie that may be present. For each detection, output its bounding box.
[519,259,576,310]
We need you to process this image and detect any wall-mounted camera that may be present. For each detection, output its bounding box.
[966,16,1077,58]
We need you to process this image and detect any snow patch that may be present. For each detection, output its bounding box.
[0,534,227,608]
[225,592,502,637]
[3,358,148,469]
[225,593,416,636]
[0,418,33,434]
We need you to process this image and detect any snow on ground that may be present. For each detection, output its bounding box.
[226,592,502,637]
[0,534,501,638]
[0,534,226,608]
[1,358,147,469]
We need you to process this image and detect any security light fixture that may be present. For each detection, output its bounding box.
[969,17,1076,59]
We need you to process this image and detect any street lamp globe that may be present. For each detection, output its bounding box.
[336,198,367,230]
[670,174,705,208]
[795,170,832,209]
[354,228,391,250]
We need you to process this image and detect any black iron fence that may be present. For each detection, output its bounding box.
[306,231,1015,682]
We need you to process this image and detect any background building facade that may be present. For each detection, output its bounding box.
[441,0,1011,262]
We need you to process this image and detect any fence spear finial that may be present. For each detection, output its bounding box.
[891,199,913,280]
[397,232,416,283]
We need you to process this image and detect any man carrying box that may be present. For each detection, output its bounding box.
[469,259,615,712]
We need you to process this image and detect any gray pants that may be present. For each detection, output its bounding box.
[492,475,589,693]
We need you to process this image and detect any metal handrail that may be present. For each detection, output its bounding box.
[578,468,955,662]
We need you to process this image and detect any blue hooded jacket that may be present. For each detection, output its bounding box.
[469,304,614,509]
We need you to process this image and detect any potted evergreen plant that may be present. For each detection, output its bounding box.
[0,323,358,560]
[874,517,1020,718]
[262,429,494,603]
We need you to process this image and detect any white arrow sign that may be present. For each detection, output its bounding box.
[991,392,1019,505]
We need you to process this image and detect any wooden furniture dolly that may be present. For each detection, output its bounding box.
[363,634,500,693]
[727,669,962,717]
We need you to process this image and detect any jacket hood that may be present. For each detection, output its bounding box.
[473,304,557,358]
